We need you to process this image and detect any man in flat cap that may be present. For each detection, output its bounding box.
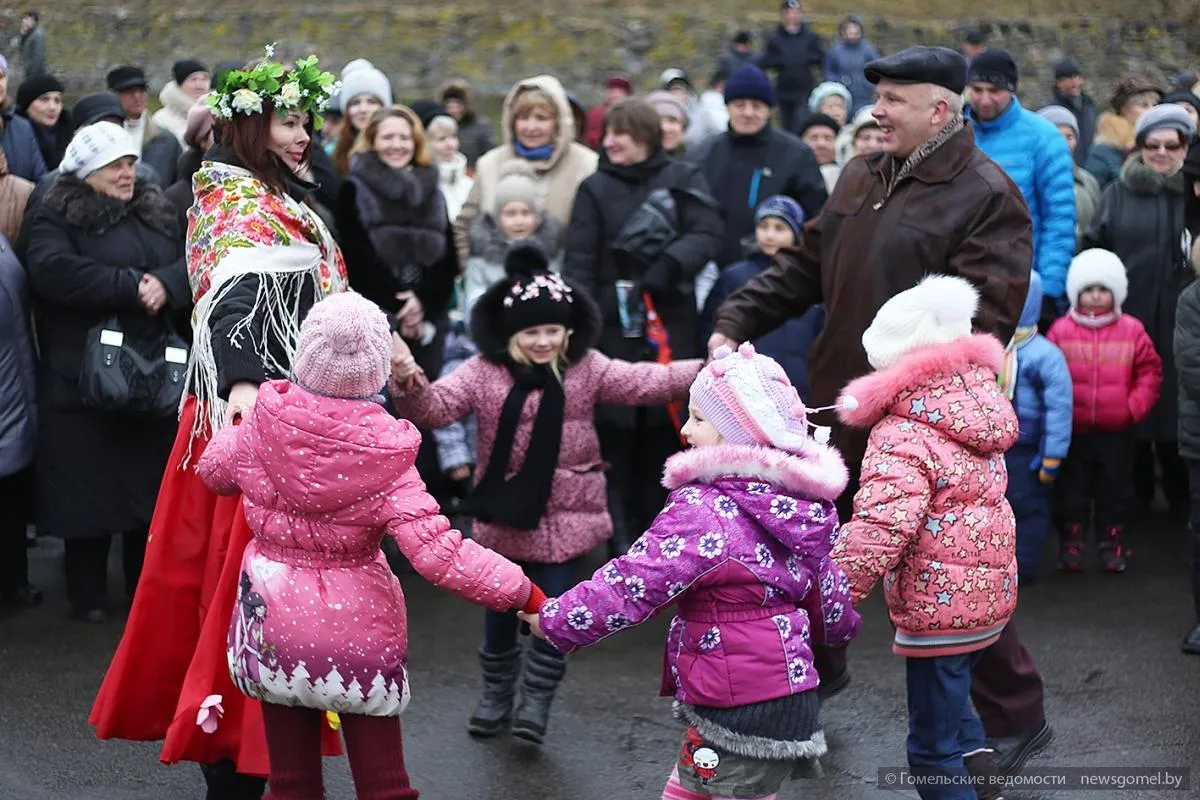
[709,43,1050,781]
[107,65,181,186]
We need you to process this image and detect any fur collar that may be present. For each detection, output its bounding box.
[469,269,601,364]
[468,211,563,265]
[41,174,180,239]
[662,441,848,502]
[158,81,196,117]
[1094,110,1134,151]
[838,334,1005,427]
[349,152,441,208]
[1120,153,1187,196]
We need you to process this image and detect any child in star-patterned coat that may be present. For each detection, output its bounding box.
[524,343,861,800]
[831,275,1019,799]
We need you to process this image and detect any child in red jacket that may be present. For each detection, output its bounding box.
[1047,249,1163,573]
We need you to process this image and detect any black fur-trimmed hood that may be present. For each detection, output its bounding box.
[469,271,602,365]
[41,174,180,239]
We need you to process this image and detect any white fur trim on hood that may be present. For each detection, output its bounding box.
[1066,248,1129,310]
[662,441,849,502]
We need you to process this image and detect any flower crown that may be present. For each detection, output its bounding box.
[502,273,574,308]
[205,44,340,126]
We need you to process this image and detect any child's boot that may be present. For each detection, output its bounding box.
[1057,523,1085,572]
[964,749,1007,800]
[511,645,566,744]
[467,646,522,736]
[1098,526,1128,572]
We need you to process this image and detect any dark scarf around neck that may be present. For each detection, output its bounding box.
[458,361,565,531]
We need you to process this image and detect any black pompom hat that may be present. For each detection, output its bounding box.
[501,244,574,335]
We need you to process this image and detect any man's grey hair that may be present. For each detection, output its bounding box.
[931,85,965,116]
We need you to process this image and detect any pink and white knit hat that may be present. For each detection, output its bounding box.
[690,343,855,452]
[293,292,392,399]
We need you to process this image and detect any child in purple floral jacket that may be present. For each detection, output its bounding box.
[523,343,861,800]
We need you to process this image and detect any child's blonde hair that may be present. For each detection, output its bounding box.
[507,329,572,383]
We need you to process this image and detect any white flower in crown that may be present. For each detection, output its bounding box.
[231,88,264,115]
[278,81,303,108]
[502,296,514,308]
[264,42,277,59]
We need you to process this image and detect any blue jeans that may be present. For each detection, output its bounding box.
[906,651,988,800]
[483,559,580,656]
[1005,444,1050,583]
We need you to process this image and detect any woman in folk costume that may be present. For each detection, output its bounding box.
[89,46,364,798]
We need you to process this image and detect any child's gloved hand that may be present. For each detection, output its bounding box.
[1038,458,1062,485]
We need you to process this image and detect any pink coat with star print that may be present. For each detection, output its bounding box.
[830,334,1019,657]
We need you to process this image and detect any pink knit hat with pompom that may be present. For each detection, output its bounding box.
[690,343,835,452]
[293,292,392,399]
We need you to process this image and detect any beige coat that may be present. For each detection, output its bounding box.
[453,74,597,264]
[151,81,197,147]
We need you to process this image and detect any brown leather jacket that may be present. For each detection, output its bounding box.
[714,124,1032,488]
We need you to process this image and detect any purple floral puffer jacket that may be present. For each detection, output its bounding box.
[540,441,862,708]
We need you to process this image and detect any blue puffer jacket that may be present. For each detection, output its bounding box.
[1010,271,1073,464]
[970,97,1076,300]
[699,250,825,403]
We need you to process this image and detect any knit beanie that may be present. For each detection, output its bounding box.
[172,59,209,87]
[645,90,689,127]
[60,122,140,178]
[16,74,64,113]
[184,104,215,150]
[1066,249,1128,311]
[689,343,816,453]
[501,245,574,334]
[861,275,979,370]
[1054,57,1082,81]
[1164,90,1200,123]
[1134,103,1197,145]
[1037,105,1078,137]
[755,195,805,240]
[807,81,852,113]
[724,65,777,107]
[293,292,392,399]
[967,48,1019,92]
[493,173,540,215]
[339,59,393,111]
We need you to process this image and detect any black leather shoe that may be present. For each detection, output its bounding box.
[818,669,851,700]
[0,583,43,608]
[990,720,1053,775]
[1182,624,1200,655]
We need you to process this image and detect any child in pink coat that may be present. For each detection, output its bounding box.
[831,275,1019,800]
[390,243,702,744]
[1046,249,1163,573]
[196,292,545,800]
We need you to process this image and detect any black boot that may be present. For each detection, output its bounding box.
[200,759,267,800]
[964,749,1008,800]
[467,646,522,737]
[511,645,566,744]
[989,719,1054,776]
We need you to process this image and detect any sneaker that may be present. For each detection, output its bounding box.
[989,720,1054,776]
[1057,523,1085,572]
[1098,526,1128,572]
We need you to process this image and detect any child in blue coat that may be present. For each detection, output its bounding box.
[1003,270,1073,583]
[699,196,824,403]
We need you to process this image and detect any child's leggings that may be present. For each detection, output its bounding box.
[663,766,777,800]
[261,703,419,800]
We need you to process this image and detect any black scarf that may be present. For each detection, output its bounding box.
[459,362,565,531]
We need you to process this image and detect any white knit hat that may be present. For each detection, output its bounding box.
[60,121,139,178]
[339,59,393,112]
[1066,248,1128,310]
[862,275,979,370]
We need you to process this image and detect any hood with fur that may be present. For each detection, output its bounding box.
[469,267,601,364]
[499,75,577,171]
[1094,110,1134,152]
[838,334,1017,455]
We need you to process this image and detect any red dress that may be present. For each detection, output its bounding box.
[89,398,342,776]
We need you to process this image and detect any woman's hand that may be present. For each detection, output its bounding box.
[224,381,260,426]
[395,291,425,338]
[138,274,168,315]
[390,332,426,390]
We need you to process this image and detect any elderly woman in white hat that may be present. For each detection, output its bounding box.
[23,120,189,622]
[1084,103,1198,519]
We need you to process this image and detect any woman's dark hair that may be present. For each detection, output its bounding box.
[603,99,663,150]
[222,100,314,193]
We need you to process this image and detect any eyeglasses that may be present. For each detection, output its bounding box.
[1142,141,1185,152]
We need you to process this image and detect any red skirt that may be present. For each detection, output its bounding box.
[89,398,342,776]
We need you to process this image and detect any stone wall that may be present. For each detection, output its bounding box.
[2,1,1198,110]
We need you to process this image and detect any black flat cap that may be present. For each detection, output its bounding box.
[865,46,968,95]
[106,65,148,92]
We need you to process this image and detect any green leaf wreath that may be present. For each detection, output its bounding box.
[206,44,340,126]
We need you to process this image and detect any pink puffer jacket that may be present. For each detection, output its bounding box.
[1046,313,1163,433]
[831,335,1019,657]
[197,381,532,716]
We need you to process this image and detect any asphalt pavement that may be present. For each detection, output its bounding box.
[1,508,1197,799]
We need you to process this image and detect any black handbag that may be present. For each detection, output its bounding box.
[78,315,188,418]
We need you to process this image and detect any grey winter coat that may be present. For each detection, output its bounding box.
[1174,254,1200,461]
[0,107,47,182]
[0,235,36,478]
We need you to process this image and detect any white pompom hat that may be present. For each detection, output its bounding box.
[861,275,979,370]
[1066,248,1128,311]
